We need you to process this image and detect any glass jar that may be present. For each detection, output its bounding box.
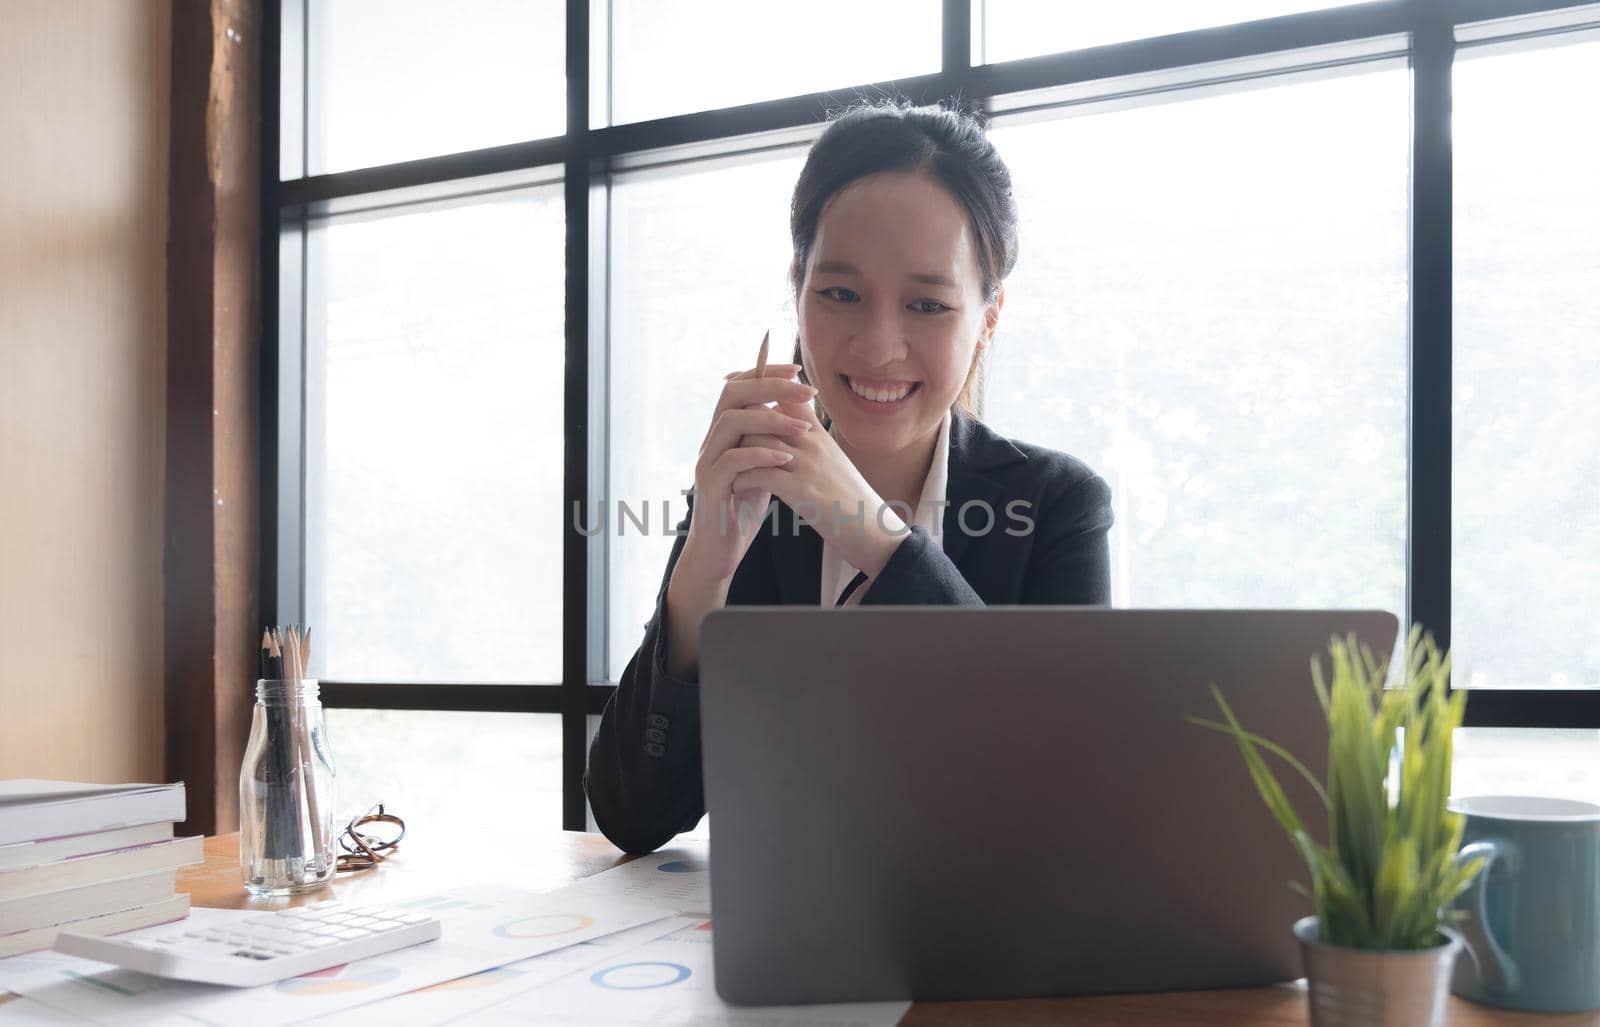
[239,679,337,895]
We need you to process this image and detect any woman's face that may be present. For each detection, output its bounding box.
[797,169,1002,458]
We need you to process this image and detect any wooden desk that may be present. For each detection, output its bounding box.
[170,833,1599,1027]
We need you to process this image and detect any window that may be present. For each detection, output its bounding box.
[605,153,806,679]
[602,1,940,127]
[268,1,1600,832]
[305,0,565,175]
[1453,729,1600,805]
[986,68,1408,612]
[977,1,1382,63]
[327,710,563,831]
[1453,37,1600,691]
[303,187,566,684]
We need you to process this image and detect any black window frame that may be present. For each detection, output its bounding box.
[262,0,1600,831]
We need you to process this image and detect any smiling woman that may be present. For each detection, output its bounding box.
[584,99,1115,855]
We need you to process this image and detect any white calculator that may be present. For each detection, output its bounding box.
[53,901,441,987]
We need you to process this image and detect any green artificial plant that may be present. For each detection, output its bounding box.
[1193,625,1485,950]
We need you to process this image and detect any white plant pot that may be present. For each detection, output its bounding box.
[1294,915,1463,1027]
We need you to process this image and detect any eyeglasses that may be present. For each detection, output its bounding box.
[335,803,406,874]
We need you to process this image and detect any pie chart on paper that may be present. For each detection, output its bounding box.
[656,859,706,873]
[493,912,596,938]
[590,960,693,990]
[276,963,403,995]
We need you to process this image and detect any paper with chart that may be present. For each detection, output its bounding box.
[464,919,910,1027]
[318,916,699,1027]
[0,907,263,997]
[10,883,670,1027]
[335,841,714,1025]
[565,840,710,917]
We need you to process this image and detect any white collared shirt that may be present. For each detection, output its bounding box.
[819,408,952,606]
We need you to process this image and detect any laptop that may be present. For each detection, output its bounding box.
[698,607,1398,1006]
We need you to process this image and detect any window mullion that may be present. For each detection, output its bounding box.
[563,0,594,831]
[1407,0,1454,665]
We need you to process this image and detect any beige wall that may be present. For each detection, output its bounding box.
[0,1,170,781]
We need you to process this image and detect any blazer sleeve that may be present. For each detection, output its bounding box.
[861,469,1115,607]
[584,493,707,855]
[858,524,983,606]
[1018,471,1114,605]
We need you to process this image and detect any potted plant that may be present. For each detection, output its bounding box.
[1193,626,1485,1027]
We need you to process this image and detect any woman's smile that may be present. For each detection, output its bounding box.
[841,373,921,407]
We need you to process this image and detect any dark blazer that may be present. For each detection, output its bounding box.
[584,410,1114,854]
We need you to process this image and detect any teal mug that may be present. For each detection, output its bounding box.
[1448,795,1600,1013]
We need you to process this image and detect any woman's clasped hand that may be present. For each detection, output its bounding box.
[682,339,910,587]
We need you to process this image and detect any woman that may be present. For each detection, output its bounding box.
[586,99,1114,855]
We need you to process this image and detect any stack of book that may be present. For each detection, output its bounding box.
[0,780,202,956]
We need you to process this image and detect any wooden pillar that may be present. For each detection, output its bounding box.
[165,0,261,836]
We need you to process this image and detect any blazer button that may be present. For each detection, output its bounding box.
[647,714,670,730]
[645,728,666,743]
[644,742,666,758]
